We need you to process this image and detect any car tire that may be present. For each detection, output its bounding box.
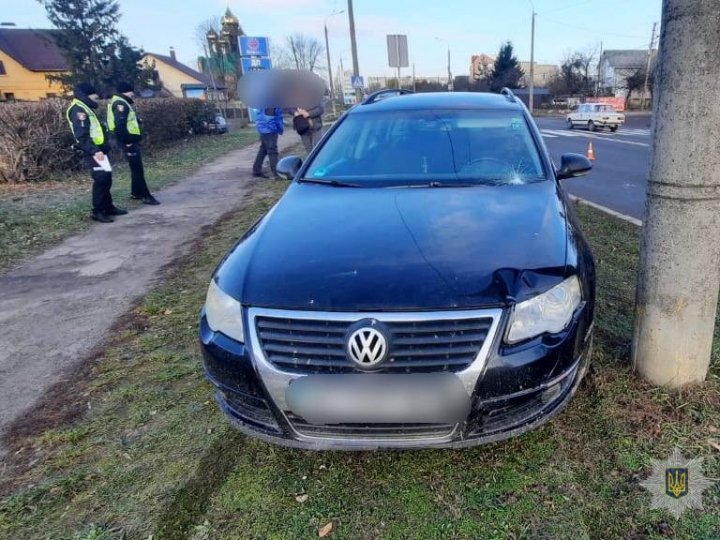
[588,120,596,132]
[610,126,618,132]
[567,119,574,130]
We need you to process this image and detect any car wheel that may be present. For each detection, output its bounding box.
[588,120,596,132]
[567,118,574,130]
[610,126,618,132]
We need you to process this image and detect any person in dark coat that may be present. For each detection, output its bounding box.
[295,103,324,153]
[107,82,159,205]
[66,83,127,223]
[252,107,284,179]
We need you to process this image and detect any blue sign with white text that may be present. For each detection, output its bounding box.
[241,56,272,73]
[240,36,270,57]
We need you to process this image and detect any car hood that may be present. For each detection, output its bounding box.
[216,181,569,311]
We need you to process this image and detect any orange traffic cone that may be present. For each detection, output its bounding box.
[587,141,596,161]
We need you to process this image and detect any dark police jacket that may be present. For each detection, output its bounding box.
[110,94,142,145]
[67,95,110,157]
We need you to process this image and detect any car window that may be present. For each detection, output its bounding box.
[304,109,546,186]
[597,105,616,112]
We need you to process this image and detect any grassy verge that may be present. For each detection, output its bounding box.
[0,191,718,540]
[0,129,257,270]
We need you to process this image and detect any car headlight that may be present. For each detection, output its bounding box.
[506,276,582,344]
[205,279,244,343]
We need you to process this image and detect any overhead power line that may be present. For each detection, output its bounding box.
[540,17,647,39]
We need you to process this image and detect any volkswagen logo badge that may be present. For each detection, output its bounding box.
[347,324,388,369]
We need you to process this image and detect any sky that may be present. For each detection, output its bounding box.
[4,0,661,79]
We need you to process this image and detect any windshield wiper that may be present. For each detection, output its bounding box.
[414,181,480,188]
[299,178,361,188]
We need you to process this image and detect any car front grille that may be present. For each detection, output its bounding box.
[254,314,495,374]
[285,413,455,439]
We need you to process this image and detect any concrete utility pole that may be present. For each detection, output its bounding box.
[347,0,362,102]
[640,22,657,111]
[324,10,344,118]
[595,40,603,97]
[529,10,535,112]
[632,0,720,386]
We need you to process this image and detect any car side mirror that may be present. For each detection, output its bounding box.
[277,156,303,180]
[557,153,592,180]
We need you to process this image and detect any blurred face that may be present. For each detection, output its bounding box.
[88,93,99,101]
[124,91,136,98]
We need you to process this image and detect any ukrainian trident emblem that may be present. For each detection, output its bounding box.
[640,448,715,518]
[665,467,688,499]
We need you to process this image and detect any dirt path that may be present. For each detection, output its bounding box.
[0,134,299,457]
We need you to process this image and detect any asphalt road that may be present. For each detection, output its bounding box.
[535,114,652,220]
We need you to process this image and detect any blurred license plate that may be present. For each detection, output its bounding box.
[286,374,470,425]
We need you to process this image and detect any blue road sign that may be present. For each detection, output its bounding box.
[240,36,270,57]
[351,75,365,89]
[241,56,272,73]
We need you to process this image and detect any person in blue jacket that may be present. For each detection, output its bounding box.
[252,107,284,179]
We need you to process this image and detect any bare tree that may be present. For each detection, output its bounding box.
[549,47,598,96]
[621,68,655,109]
[195,17,221,52]
[285,34,324,72]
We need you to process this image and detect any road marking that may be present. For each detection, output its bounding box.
[541,129,650,147]
[617,128,651,136]
[568,194,642,227]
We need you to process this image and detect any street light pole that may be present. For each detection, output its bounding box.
[435,37,452,92]
[347,0,362,102]
[324,10,344,118]
[529,10,535,113]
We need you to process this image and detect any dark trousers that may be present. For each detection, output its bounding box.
[124,143,151,198]
[86,157,114,215]
[253,133,279,175]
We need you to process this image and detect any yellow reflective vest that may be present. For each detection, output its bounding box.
[107,95,141,135]
[66,98,105,146]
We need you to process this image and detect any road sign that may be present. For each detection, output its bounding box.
[241,56,272,73]
[240,36,270,57]
[351,75,365,89]
[387,35,409,68]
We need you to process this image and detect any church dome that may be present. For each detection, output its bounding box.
[222,7,239,26]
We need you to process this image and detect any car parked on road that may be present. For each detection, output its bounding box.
[567,103,625,131]
[200,89,596,449]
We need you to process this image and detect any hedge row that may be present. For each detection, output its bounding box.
[0,98,215,183]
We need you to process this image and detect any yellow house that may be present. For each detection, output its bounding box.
[142,49,225,99]
[0,28,67,101]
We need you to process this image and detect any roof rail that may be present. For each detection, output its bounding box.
[500,87,516,103]
[362,88,414,105]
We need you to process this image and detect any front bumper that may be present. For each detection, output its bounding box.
[200,304,593,450]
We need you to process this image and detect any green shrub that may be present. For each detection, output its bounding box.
[0,98,218,183]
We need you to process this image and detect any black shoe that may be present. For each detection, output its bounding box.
[141,195,160,205]
[91,213,114,223]
[252,172,269,178]
[108,206,128,216]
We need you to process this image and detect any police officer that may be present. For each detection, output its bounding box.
[66,83,127,223]
[107,82,160,205]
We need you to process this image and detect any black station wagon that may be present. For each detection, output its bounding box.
[200,89,595,449]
